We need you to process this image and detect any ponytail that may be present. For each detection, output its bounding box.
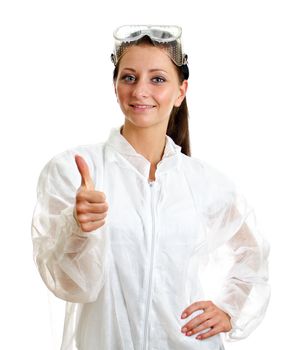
[166,97,191,156]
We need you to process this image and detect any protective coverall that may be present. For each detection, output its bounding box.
[32,126,270,350]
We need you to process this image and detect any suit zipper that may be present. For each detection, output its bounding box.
[142,180,156,350]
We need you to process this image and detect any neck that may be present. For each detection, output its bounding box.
[120,123,167,165]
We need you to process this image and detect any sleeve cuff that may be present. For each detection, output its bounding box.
[61,206,97,238]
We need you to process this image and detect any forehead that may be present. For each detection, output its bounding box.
[118,44,176,71]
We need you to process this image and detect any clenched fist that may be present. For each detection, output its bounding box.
[74,155,108,232]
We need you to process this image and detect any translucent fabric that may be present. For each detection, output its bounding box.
[31,126,270,349]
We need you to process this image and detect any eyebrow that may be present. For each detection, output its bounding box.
[121,68,168,74]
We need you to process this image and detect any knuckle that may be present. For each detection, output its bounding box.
[76,190,86,201]
[100,219,106,226]
[185,322,193,331]
[102,202,109,211]
[95,191,106,202]
[101,211,108,219]
[75,203,82,212]
[199,314,207,322]
[95,213,106,221]
[76,203,86,214]
[203,320,211,328]
[75,194,81,203]
[80,224,91,232]
[77,214,89,223]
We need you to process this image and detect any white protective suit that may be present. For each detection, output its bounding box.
[32,125,270,350]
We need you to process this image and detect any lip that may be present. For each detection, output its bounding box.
[129,104,156,110]
[129,105,156,113]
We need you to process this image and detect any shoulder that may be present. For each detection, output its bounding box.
[181,154,234,185]
[50,142,106,166]
[180,154,237,208]
[43,142,106,171]
[37,142,107,192]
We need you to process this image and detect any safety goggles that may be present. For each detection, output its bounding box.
[111,25,189,70]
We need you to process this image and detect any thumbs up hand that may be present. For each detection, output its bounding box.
[74,155,108,232]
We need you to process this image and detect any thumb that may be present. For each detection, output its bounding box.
[75,155,95,190]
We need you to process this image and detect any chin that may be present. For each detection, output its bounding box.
[125,118,166,131]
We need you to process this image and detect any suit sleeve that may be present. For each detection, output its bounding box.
[31,151,109,303]
[197,161,270,340]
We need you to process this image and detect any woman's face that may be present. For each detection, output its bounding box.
[114,45,187,131]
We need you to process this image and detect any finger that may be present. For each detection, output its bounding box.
[181,311,214,333]
[80,219,106,232]
[76,190,106,204]
[181,300,213,319]
[77,211,107,224]
[196,325,222,340]
[184,317,217,337]
[75,155,95,190]
[76,201,109,215]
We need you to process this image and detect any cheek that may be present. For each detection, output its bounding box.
[157,88,178,106]
[116,87,127,103]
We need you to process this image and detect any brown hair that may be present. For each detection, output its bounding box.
[113,36,191,156]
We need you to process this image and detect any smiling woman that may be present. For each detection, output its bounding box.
[113,42,188,179]
[31,25,270,350]
[115,44,187,126]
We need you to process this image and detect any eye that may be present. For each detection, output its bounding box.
[121,75,136,83]
[152,76,166,84]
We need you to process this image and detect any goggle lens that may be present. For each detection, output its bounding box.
[114,25,182,43]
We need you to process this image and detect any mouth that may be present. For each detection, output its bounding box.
[129,104,156,111]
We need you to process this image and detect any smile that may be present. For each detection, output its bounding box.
[129,104,156,110]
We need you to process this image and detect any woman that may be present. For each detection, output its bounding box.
[32,25,270,349]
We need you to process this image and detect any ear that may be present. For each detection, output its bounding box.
[113,80,119,103]
[174,80,188,107]
[113,80,117,96]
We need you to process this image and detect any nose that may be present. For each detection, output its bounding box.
[131,79,150,98]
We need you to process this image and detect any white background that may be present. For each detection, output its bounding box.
[0,0,281,349]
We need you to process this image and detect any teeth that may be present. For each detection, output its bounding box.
[132,105,154,108]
